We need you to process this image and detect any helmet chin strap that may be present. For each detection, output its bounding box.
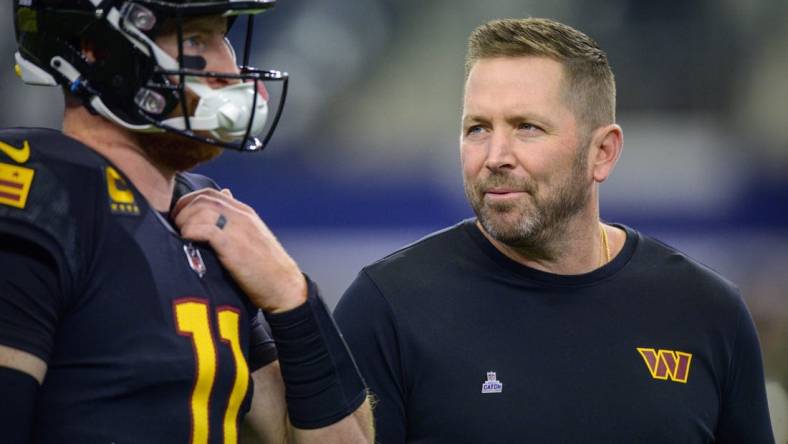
[42,54,159,132]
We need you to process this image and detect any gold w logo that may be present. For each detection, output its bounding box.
[637,348,692,383]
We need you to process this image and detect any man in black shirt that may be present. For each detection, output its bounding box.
[334,18,774,443]
[0,1,371,442]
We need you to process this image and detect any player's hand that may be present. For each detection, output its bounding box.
[171,188,307,313]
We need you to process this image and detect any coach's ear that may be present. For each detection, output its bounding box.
[590,123,623,183]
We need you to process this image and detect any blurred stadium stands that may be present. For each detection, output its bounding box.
[1,0,786,439]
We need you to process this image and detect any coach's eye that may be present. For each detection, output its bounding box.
[465,125,487,137]
[517,122,544,136]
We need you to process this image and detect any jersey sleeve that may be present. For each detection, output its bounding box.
[0,234,64,362]
[0,132,95,362]
[248,310,278,371]
[714,296,775,443]
[334,270,407,444]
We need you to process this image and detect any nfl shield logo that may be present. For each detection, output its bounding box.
[183,243,206,278]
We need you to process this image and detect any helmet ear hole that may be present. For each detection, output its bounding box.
[80,38,98,63]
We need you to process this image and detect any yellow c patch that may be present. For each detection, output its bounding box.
[0,162,35,209]
[106,166,140,215]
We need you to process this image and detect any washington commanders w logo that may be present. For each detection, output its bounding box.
[637,348,692,383]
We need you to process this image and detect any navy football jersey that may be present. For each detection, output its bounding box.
[0,128,277,443]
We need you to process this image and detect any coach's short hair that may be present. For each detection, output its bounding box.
[465,18,616,130]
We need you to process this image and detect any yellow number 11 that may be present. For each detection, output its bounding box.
[175,300,250,444]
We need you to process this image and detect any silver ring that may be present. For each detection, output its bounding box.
[216,214,227,230]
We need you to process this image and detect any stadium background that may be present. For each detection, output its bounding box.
[1,0,786,439]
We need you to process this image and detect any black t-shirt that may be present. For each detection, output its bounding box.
[0,128,277,443]
[334,219,774,444]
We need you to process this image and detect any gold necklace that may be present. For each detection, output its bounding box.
[600,223,611,266]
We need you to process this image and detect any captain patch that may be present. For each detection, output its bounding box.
[106,166,140,215]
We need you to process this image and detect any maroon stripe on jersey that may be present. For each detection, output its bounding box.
[0,190,21,201]
[0,179,24,189]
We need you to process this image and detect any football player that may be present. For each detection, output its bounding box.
[0,1,372,443]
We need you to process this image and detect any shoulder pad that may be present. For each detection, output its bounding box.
[0,128,107,285]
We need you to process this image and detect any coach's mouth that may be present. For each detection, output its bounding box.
[484,188,527,200]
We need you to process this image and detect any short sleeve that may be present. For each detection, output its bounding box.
[0,234,64,362]
[714,297,775,443]
[334,270,407,444]
[248,309,278,371]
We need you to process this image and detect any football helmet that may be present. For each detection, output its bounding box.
[13,0,288,152]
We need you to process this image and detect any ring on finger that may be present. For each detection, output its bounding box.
[216,214,228,230]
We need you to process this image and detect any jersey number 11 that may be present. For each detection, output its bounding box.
[175,299,250,444]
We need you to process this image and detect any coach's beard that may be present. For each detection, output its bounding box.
[465,151,590,259]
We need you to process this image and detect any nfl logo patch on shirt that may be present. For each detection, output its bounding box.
[481,371,503,394]
[183,242,207,278]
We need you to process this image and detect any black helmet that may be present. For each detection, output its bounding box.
[13,0,288,152]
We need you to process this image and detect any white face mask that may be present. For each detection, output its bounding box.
[163,80,269,142]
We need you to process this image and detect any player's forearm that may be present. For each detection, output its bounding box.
[265,278,370,431]
[287,397,374,444]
